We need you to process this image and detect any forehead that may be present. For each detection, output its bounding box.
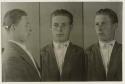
[95,15,111,22]
[52,15,70,23]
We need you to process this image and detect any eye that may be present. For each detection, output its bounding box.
[102,22,105,25]
[25,23,29,28]
[95,22,99,26]
[61,23,66,27]
[53,23,58,27]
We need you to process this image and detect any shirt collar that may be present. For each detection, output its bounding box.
[99,40,116,48]
[53,40,70,48]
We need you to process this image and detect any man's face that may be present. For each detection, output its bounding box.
[51,15,72,43]
[95,15,117,42]
[14,16,31,42]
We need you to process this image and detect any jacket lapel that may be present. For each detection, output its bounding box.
[61,42,73,78]
[107,42,121,77]
[49,43,60,75]
[47,42,74,79]
[95,43,106,77]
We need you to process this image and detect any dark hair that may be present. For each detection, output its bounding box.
[96,8,118,24]
[51,9,73,25]
[3,9,27,30]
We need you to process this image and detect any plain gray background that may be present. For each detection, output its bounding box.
[1,2,122,66]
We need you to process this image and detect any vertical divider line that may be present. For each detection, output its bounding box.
[0,2,2,82]
[82,2,84,49]
[38,2,41,67]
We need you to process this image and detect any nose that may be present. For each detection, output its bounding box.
[57,25,63,32]
[29,28,32,32]
[28,24,32,32]
[97,24,103,31]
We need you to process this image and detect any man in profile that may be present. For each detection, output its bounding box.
[86,8,122,81]
[2,9,41,81]
[40,9,86,81]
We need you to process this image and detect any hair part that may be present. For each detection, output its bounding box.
[51,9,73,25]
[3,9,27,30]
[96,8,118,24]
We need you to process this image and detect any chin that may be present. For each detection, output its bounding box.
[99,37,106,41]
[57,40,66,43]
[100,39,110,42]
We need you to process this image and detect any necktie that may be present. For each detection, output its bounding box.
[56,44,65,74]
[102,44,110,75]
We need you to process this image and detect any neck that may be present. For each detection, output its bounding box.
[53,40,69,44]
[99,39,115,43]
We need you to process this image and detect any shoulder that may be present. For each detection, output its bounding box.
[2,51,26,74]
[86,43,98,52]
[69,42,84,54]
[70,42,83,50]
[2,42,25,58]
[40,43,53,57]
[115,41,122,48]
[84,43,99,59]
[2,45,21,63]
[2,42,28,67]
[2,51,23,65]
[114,41,122,54]
[41,43,52,52]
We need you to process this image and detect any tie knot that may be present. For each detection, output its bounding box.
[103,43,113,48]
[57,44,63,49]
[103,44,108,48]
[57,43,68,49]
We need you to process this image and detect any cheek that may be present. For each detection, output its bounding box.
[94,26,98,31]
[52,30,56,35]
[104,26,112,33]
[64,29,70,36]
[20,28,27,37]
[95,27,98,32]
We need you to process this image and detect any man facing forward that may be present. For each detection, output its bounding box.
[40,9,86,81]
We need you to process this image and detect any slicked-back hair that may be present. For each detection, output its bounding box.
[3,9,27,30]
[51,9,73,25]
[96,8,118,24]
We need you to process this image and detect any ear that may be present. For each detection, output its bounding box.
[70,24,73,31]
[10,24,16,32]
[113,23,118,30]
[49,27,52,31]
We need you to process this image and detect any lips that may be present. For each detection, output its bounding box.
[98,32,103,34]
[98,31,103,34]
[56,34,64,37]
[98,32,105,37]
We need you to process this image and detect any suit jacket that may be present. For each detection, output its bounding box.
[2,41,41,82]
[40,42,87,81]
[86,41,122,81]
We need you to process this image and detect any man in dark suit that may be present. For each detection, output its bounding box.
[2,9,41,81]
[40,9,86,81]
[86,8,122,81]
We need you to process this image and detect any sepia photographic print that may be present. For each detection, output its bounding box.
[0,0,123,83]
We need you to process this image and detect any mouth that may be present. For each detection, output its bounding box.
[98,32,104,35]
[56,34,64,37]
[27,32,31,36]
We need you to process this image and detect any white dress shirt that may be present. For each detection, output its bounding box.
[9,40,41,78]
[53,40,70,74]
[99,40,116,75]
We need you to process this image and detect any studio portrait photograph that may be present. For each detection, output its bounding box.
[0,1,123,82]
